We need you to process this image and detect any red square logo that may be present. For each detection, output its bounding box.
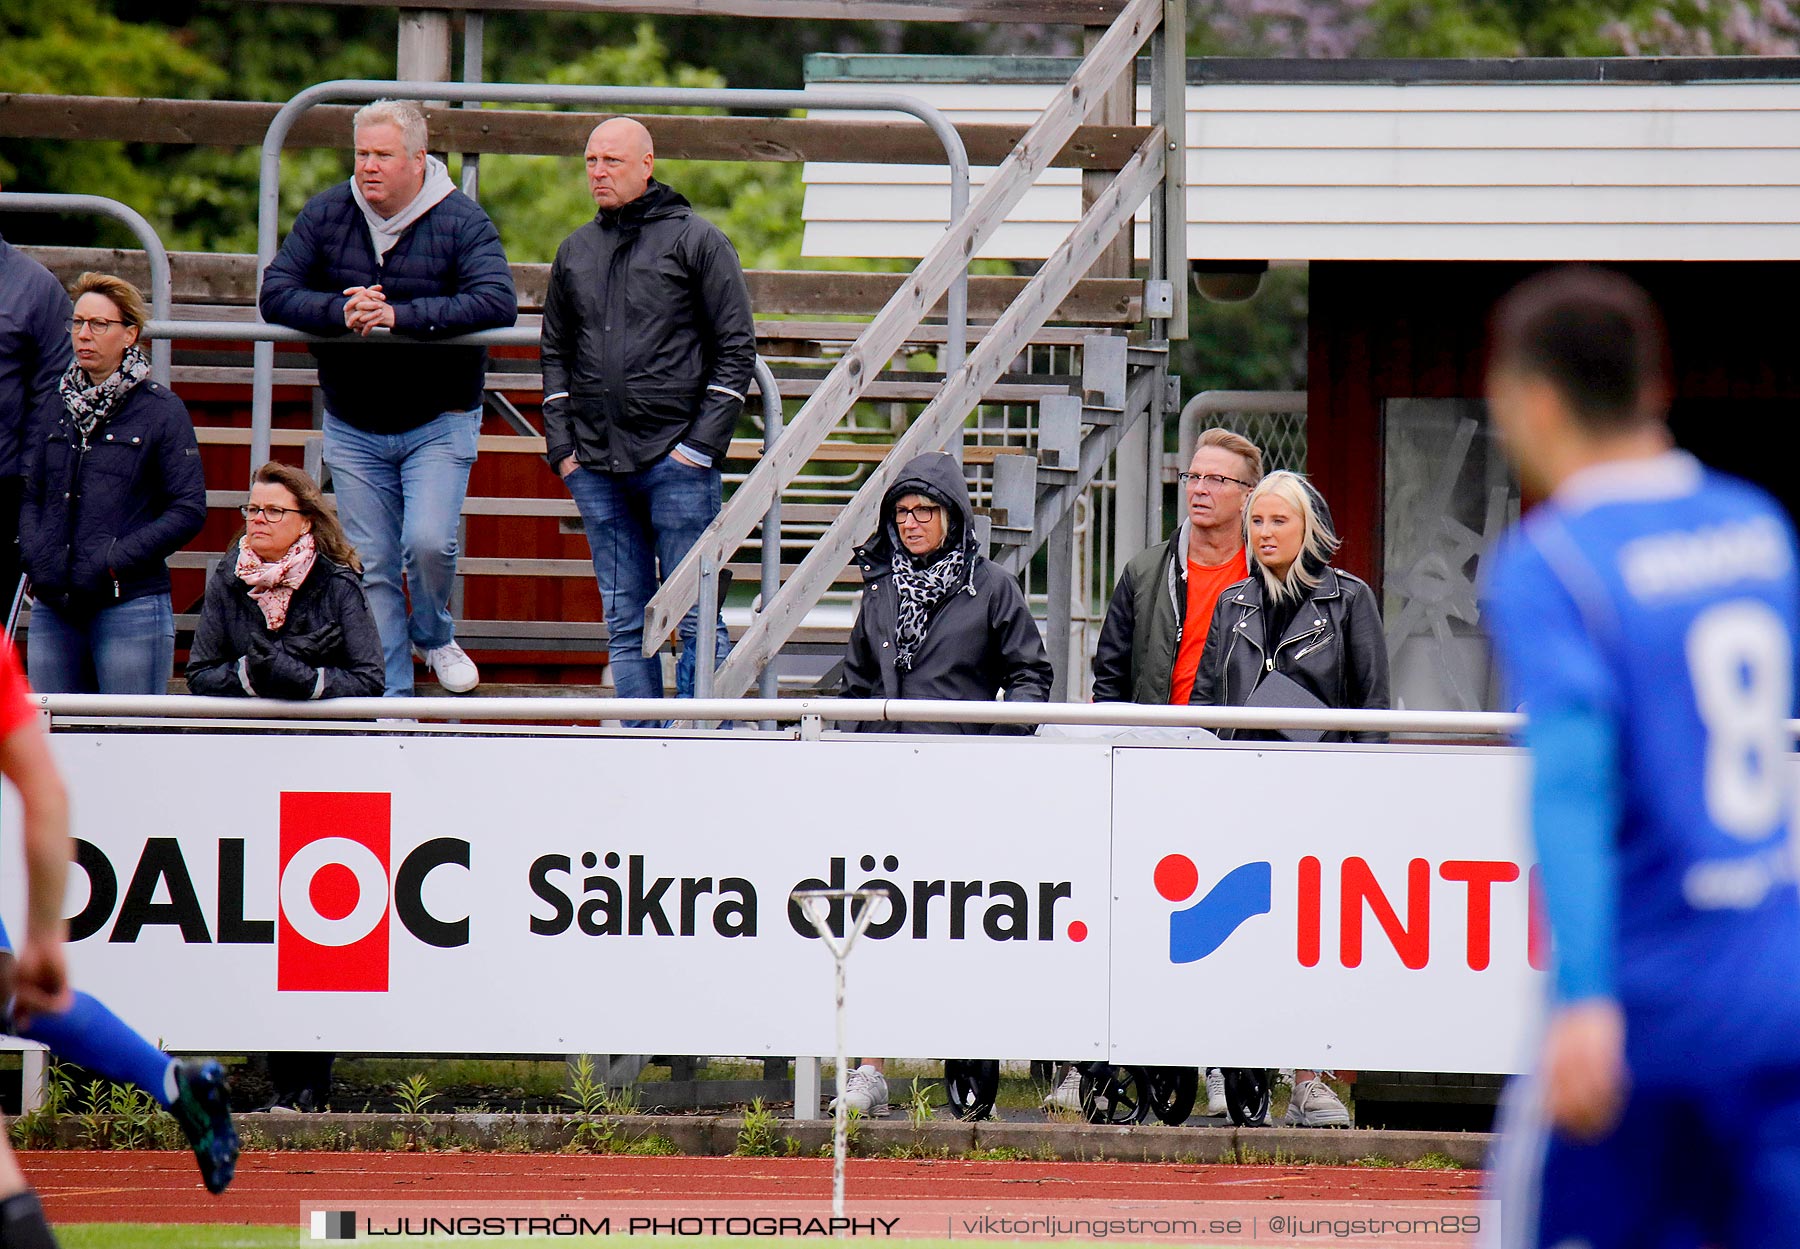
[278,793,391,992]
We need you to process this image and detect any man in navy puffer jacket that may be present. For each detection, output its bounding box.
[260,99,516,697]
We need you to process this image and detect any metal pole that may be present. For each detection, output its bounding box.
[254,79,971,482]
[792,887,886,1222]
[1160,0,1189,339]
[460,13,484,200]
[754,357,784,712]
[33,690,1534,737]
[695,552,718,709]
[0,192,172,388]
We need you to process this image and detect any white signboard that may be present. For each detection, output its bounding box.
[2,734,1115,1059]
[2,732,1548,1071]
[1109,746,1543,1073]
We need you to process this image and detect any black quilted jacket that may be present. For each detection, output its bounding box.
[259,182,517,434]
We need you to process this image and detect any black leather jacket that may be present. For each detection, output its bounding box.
[1191,566,1391,743]
[539,180,756,473]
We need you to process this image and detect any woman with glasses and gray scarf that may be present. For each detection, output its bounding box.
[19,272,205,694]
[841,451,1053,735]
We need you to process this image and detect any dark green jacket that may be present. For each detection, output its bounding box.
[1091,527,1190,704]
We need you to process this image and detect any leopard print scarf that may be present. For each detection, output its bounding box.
[890,541,968,673]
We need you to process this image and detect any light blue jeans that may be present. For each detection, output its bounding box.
[323,408,480,697]
[563,454,730,727]
[26,593,174,694]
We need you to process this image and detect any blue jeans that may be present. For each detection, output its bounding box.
[323,408,480,697]
[26,593,174,694]
[563,454,730,725]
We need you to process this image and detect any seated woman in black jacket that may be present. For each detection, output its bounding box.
[187,461,383,699]
[21,272,206,693]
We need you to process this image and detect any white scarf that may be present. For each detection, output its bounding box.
[350,155,456,261]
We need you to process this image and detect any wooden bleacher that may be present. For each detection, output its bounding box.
[21,245,1141,690]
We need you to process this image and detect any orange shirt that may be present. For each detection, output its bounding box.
[0,641,35,738]
[1167,548,1249,706]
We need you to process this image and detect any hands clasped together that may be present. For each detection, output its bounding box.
[342,283,396,335]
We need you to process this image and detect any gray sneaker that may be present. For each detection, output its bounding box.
[1282,1078,1350,1128]
[1205,1067,1226,1116]
[829,1064,890,1117]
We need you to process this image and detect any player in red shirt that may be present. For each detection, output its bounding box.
[0,640,238,1210]
[0,639,71,1245]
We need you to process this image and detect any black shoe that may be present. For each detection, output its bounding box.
[171,1060,240,1195]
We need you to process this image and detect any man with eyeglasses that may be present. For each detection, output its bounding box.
[0,215,72,624]
[1092,427,1264,706]
[1048,428,1267,1117]
[259,100,517,698]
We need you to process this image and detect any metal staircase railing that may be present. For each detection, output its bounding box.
[649,0,1176,697]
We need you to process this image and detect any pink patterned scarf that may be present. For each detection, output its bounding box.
[236,531,317,630]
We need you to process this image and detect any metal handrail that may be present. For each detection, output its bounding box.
[34,692,1526,737]
[252,78,973,472]
[1177,388,1308,471]
[0,191,172,387]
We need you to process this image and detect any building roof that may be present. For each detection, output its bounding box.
[800,56,1800,263]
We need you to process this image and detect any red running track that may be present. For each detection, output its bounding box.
[28,1152,1481,1226]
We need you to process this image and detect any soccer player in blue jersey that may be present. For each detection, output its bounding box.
[1482,266,1800,1248]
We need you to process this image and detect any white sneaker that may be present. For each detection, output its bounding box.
[1282,1078,1350,1128]
[829,1064,889,1117]
[417,640,479,693]
[1205,1067,1226,1117]
[1042,1066,1083,1113]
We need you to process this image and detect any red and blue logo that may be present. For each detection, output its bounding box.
[1155,853,1548,971]
[1155,854,1271,963]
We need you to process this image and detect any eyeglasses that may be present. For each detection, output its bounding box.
[68,317,126,335]
[1178,471,1252,490]
[894,504,942,525]
[240,504,296,521]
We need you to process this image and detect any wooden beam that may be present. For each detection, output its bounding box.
[19,247,1144,322]
[264,0,1129,22]
[0,94,1146,169]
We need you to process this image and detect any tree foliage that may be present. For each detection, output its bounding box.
[1187,0,1800,58]
[4,0,1787,397]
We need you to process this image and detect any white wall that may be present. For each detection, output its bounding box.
[801,80,1800,260]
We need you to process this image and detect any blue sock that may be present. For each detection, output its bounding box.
[18,991,175,1107]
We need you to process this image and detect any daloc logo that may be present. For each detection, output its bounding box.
[1155,854,1271,963]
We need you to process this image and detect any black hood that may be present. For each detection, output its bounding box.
[1297,476,1337,582]
[863,451,977,569]
[597,179,691,232]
